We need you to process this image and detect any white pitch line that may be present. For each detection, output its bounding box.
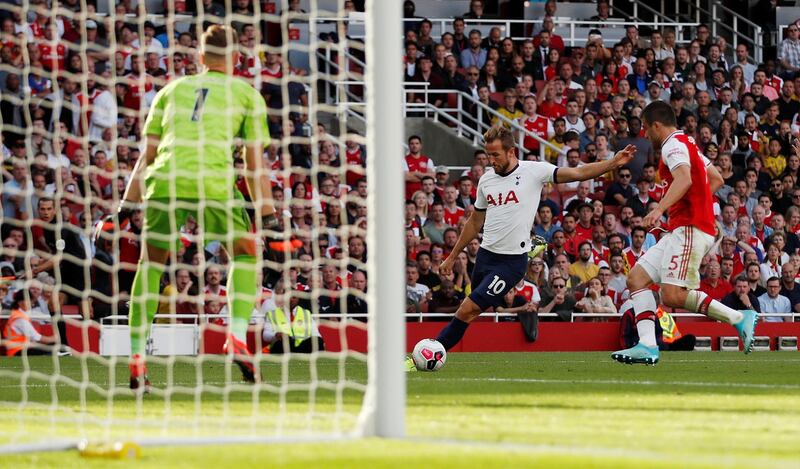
[427,377,800,390]
[415,437,800,469]
[450,357,800,364]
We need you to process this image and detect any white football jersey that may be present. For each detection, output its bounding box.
[475,160,558,255]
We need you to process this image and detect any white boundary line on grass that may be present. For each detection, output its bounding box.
[452,358,800,364]
[415,437,800,469]
[437,377,800,390]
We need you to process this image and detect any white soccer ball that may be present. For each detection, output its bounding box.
[412,339,447,372]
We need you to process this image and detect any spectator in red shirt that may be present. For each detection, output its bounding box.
[590,225,610,264]
[537,79,567,119]
[573,202,594,241]
[699,258,733,301]
[441,185,464,226]
[403,135,435,199]
[534,16,565,53]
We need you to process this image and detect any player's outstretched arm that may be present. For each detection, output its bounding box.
[555,144,636,184]
[439,209,486,276]
[642,164,692,229]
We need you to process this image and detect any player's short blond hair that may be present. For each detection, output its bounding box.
[483,126,516,151]
[201,25,238,59]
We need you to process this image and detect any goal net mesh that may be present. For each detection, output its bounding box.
[0,0,376,449]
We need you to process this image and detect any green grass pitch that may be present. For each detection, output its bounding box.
[1,352,799,468]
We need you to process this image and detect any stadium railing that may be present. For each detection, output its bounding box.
[672,0,764,63]
[316,45,366,102]
[400,18,700,48]
[708,1,764,64]
[402,82,564,161]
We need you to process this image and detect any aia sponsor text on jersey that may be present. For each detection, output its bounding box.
[486,190,520,206]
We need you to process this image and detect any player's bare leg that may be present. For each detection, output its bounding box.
[129,242,169,393]
[222,237,260,383]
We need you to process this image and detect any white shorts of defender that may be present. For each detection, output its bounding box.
[636,226,715,290]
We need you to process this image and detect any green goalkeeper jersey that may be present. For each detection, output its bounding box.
[142,70,270,201]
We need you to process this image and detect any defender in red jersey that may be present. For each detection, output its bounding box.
[611,102,759,365]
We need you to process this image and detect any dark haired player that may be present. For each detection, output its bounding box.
[612,101,758,365]
[406,126,635,370]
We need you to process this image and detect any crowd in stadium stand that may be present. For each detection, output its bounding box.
[1,0,799,331]
[0,0,368,334]
[402,0,800,322]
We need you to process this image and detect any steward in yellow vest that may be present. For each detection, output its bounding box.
[655,307,696,351]
[263,305,324,354]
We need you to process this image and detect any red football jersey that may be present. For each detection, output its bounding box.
[28,22,46,40]
[520,114,551,153]
[515,280,539,303]
[538,101,566,120]
[118,226,141,271]
[123,73,154,111]
[38,42,66,72]
[443,205,464,226]
[591,245,610,265]
[658,131,716,236]
[765,75,783,95]
[623,246,644,269]
[647,182,667,202]
[574,222,593,243]
[404,154,433,198]
[345,146,366,187]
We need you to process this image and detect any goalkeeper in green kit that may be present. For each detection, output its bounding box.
[121,25,276,391]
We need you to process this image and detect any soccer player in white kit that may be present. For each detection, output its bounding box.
[407,126,635,366]
[611,101,759,365]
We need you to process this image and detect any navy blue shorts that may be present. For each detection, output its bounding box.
[468,248,529,310]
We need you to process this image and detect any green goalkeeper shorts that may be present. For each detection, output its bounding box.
[143,198,253,251]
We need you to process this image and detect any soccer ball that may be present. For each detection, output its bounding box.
[412,339,447,372]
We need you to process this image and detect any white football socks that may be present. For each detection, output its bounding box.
[635,319,657,347]
[684,290,744,325]
[631,289,658,347]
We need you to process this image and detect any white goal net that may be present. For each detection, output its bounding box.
[0,0,403,451]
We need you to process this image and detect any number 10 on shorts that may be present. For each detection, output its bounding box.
[487,275,506,296]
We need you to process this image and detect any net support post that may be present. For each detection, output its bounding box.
[361,0,405,438]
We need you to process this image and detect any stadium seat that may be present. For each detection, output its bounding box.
[546,190,563,208]
[489,92,505,107]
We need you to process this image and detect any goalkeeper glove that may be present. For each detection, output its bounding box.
[529,235,548,259]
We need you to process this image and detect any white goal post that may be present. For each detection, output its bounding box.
[361,0,405,439]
